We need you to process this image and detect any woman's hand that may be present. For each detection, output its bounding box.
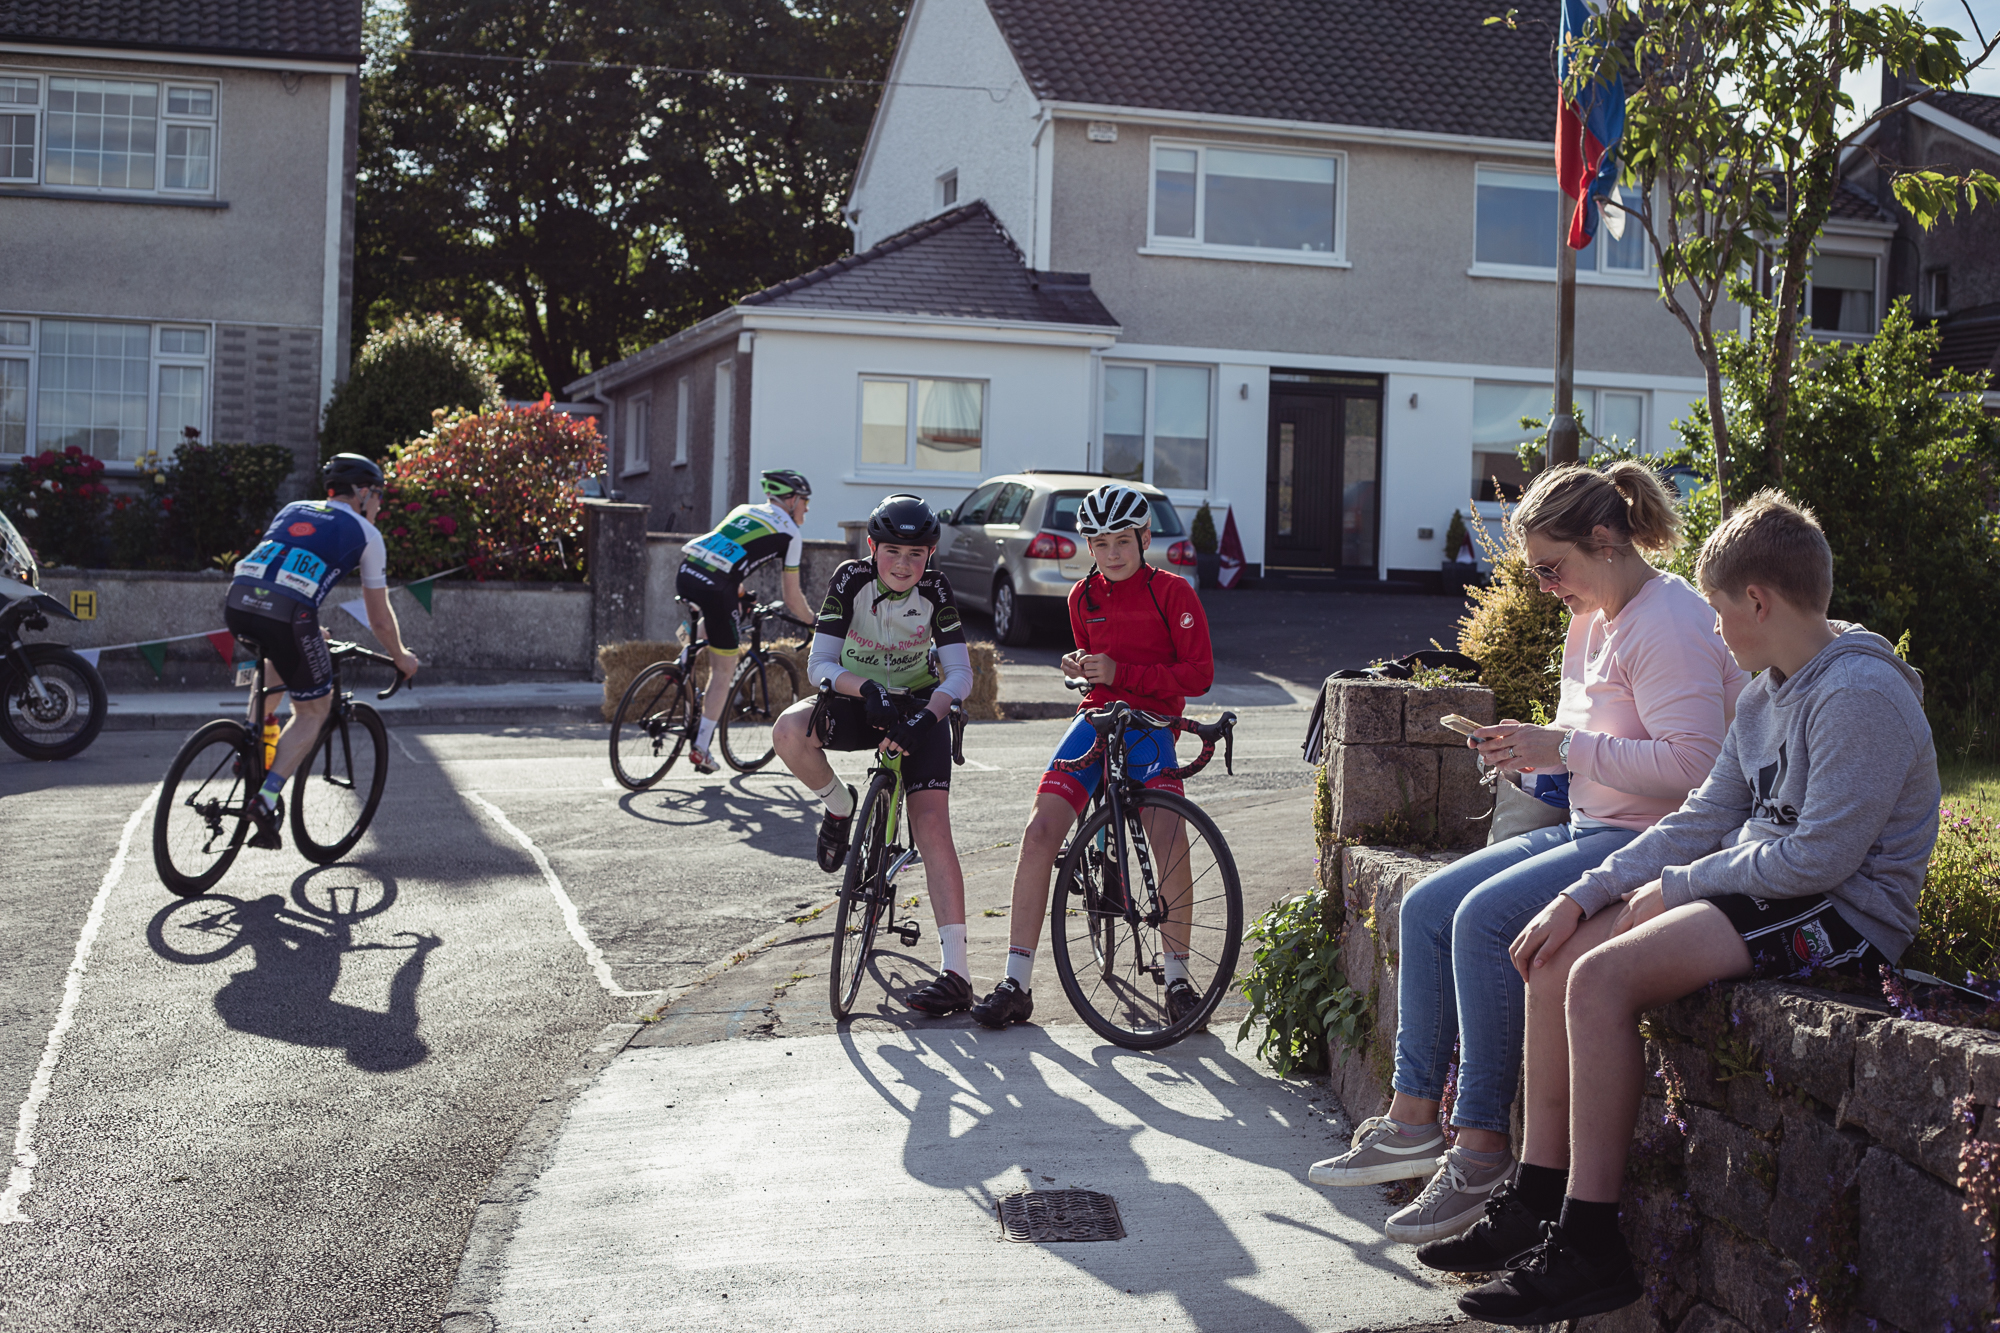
[1473,720,1566,774]
[1509,894,1585,982]
[1612,881,1666,937]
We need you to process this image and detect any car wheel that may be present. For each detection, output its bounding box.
[993,576,1035,646]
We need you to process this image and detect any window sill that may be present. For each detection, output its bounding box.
[1466,263,1654,288]
[842,469,986,488]
[621,463,650,478]
[0,186,228,209]
[672,458,689,468]
[1138,244,1350,269]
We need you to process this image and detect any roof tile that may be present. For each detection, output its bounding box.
[0,1,361,63]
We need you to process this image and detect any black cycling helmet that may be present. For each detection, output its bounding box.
[867,493,940,547]
[323,453,385,494]
[761,468,812,499]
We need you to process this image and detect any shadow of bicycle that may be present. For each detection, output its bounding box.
[145,865,439,1073]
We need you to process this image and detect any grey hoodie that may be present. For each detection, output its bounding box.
[1566,626,1939,960]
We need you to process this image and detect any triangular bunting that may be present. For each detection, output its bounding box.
[205,630,236,663]
[136,641,167,677]
[76,648,99,668]
[341,598,370,626]
[405,579,434,614]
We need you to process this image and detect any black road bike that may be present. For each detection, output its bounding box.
[608,598,809,789]
[152,640,410,896]
[1048,684,1243,1049]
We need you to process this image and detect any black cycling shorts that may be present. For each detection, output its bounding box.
[1712,892,1887,980]
[676,563,742,653]
[224,588,333,702]
[811,693,953,793]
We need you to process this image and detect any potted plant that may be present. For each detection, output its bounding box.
[1190,501,1221,589]
[1440,509,1479,594]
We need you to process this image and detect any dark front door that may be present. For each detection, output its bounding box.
[1265,374,1382,573]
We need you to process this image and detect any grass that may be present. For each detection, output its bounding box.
[1940,758,2000,822]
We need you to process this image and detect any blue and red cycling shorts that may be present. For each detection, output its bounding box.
[1038,712,1182,814]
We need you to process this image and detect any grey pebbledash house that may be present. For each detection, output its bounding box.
[0,0,361,494]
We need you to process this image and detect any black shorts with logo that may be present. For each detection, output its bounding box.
[225,584,333,702]
[1712,892,1887,980]
[676,563,744,653]
[811,692,952,793]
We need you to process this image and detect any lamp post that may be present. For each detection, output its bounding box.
[1550,192,1580,467]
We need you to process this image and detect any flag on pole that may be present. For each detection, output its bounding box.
[136,641,167,677]
[1217,507,1246,590]
[1558,0,1626,249]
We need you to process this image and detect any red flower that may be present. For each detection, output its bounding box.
[433,515,459,536]
[392,526,408,537]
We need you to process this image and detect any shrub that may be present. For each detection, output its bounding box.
[382,397,602,582]
[1906,805,2000,987]
[1190,501,1217,554]
[1456,506,1566,723]
[321,314,503,465]
[1443,509,1471,562]
[1236,888,1366,1077]
[160,433,293,570]
[0,446,111,567]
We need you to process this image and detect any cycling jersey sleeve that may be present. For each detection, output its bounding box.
[1114,575,1214,702]
[808,560,865,689]
[785,530,803,572]
[923,571,974,700]
[357,521,388,590]
[934,641,975,703]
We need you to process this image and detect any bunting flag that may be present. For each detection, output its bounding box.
[205,630,236,663]
[136,641,167,677]
[405,579,435,614]
[75,648,100,668]
[341,598,370,627]
[1217,506,1247,590]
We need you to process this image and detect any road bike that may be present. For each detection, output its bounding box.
[608,598,810,790]
[152,639,410,896]
[822,680,966,1019]
[1048,683,1242,1050]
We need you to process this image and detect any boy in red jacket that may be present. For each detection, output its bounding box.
[970,483,1215,1028]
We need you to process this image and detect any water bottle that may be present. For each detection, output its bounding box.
[261,717,281,771]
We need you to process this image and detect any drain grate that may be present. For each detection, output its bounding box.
[996,1189,1125,1242]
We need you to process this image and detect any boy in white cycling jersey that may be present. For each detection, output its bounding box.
[770,494,977,1016]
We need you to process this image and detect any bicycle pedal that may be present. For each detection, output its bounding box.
[895,923,922,947]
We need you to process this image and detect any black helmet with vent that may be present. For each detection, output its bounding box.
[866,494,940,547]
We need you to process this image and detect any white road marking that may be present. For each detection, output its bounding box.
[389,729,426,766]
[2,789,155,1224]
[467,792,664,999]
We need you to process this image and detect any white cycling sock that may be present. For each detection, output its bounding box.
[1163,950,1192,986]
[695,714,718,753]
[1005,946,1035,990]
[814,776,854,818]
[939,923,968,980]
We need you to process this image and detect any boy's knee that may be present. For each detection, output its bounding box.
[1565,947,1624,1011]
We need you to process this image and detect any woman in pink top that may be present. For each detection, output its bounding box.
[1309,462,1745,1259]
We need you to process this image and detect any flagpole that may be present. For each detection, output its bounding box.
[1551,192,1580,468]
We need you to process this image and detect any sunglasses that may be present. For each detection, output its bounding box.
[1528,544,1576,587]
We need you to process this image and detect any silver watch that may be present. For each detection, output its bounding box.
[1558,729,1575,767]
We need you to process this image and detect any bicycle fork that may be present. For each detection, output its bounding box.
[1106,791,1167,984]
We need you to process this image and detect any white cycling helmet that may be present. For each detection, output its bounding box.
[1075,482,1151,536]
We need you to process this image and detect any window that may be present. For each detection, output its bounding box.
[950,481,1004,526]
[622,394,650,475]
[0,316,212,462]
[1474,166,1648,277]
[1809,253,1876,335]
[938,170,958,209]
[1101,363,1212,490]
[1930,268,1950,317]
[989,482,1032,526]
[1473,382,1648,499]
[858,376,984,474]
[672,377,689,466]
[0,71,217,197]
[1048,491,1185,536]
[1148,141,1342,259]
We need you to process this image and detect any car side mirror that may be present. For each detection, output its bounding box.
[937,508,954,525]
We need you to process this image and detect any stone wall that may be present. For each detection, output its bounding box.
[641,534,853,644]
[1321,677,1495,846]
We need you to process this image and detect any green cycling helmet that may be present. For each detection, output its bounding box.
[761,469,812,499]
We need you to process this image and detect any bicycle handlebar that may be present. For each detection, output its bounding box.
[1049,698,1237,781]
[325,640,416,700]
[754,602,815,632]
[811,676,966,766]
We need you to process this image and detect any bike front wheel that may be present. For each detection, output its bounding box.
[718,651,802,773]
[609,662,688,790]
[829,773,895,1019]
[1050,787,1244,1050]
[153,719,255,897]
[0,643,108,760]
[291,704,389,864]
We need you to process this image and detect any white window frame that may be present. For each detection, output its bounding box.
[1140,137,1350,268]
[1468,164,1654,286]
[672,377,689,466]
[1803,244,1883,341]
[937,169,958,210]
[0,314,215,466]
[621,392,651,476]
[1095,360,1217,496]
[1472,382,1650,461]
[0,73,41,184]
[852,374,989,481]
[1929,267,1950,317]
[0,67,220,199]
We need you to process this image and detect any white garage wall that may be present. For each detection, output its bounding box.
[1380,374,1478,577]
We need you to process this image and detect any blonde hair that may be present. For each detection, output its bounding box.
[1510,460,1682,557]
[1695,488,1832,613]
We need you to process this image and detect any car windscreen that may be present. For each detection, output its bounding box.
[1046,491,1185,537]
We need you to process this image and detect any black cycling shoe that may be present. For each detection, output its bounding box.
[970,978,1034,1029]
[816,788,856,873]
[905,970,974,1016]
[1457,1223,1642,1326]
[1417,1177,1548,1273]
[1164,978,1203,1026]
[247,795,283,851]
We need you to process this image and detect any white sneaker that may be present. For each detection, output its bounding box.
[688,744,719,775]
[1384,1147,1516,1244]
[1308,1115,1447,1187]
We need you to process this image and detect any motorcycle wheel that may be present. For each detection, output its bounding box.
[0,643,109,761]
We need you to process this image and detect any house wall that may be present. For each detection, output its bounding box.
[606,332,748,534]
[846,0,1043,252]
[1854,112,2000,317]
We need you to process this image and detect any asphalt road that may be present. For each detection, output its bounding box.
[0,704,1317,1330]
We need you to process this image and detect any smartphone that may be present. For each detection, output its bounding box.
[1439,713,1484,737]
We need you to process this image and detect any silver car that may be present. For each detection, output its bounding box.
[934,471,1195,645]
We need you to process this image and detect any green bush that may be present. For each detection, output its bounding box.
[160,435,293,570]
[1444,509,1471,562]
[1190,501,1217,554]
[1456,506,1566,724]
[1236,888,1366,1077]
[0,446,111,567]
[321,314,503,465]
[1905,804,2000,986]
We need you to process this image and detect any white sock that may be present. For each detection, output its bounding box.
[814,776,854,818]
[1006,946,1035,990]
[1164,951,1191,985]
[696,714,718,752]
[939,923,968,980]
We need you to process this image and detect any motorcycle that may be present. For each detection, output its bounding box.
[0,509,108,760]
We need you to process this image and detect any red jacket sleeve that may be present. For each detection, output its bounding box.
[1068,581,1090,655]
[1116,576,1214,702]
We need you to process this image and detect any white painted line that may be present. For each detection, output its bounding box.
[955,756,998,771]
[2,789,155,1224]
[389,729,425,766]
[467,792,664,999]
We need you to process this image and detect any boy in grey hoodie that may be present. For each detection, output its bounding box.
[1450,491,1940,1327]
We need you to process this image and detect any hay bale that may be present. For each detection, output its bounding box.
[598,639,680,722]
[965,641,1002,721]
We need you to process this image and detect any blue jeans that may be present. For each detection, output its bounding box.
[1393,822,1640,1135]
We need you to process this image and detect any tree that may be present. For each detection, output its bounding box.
[355,0,902,397]
[320,313,504,463]
[1545,0,1998,510]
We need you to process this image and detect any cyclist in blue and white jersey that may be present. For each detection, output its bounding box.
[677,469,816,773]
[223,453,419,849]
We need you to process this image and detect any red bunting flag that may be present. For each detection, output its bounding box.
[1217,507,1246,589]
[206,630,237,663]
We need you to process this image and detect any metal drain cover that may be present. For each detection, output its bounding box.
[996,1189,1125,1242]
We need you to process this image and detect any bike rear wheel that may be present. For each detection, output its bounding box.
[609,662,689,790]
[291,704,389,864]
[718,651,802,773]
[1050,788,1244,1050]
[829,773,894,1018]
[153,719,255,897]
